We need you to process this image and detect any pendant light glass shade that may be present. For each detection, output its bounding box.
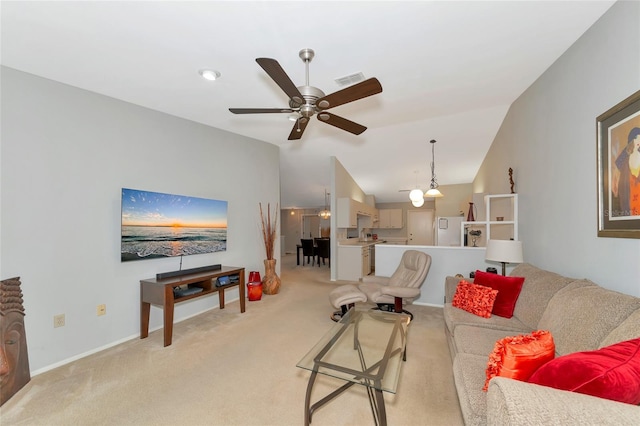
[425,187,443,198]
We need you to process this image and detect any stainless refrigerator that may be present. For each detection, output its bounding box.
[436,216,464,246]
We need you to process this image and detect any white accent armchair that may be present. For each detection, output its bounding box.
[358,250,431,319]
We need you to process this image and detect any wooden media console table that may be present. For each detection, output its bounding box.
[140,266,245,346]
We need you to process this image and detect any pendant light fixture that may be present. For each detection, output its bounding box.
[424,139,443,198]
[407,140,443,205]
[318,189,331,219]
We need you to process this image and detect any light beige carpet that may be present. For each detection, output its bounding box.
[0,255,463,425]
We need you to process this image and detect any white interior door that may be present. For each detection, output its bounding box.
[302,215,320,238]
[407,209,435,245]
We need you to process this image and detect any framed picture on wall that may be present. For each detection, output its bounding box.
[596,89,640,238]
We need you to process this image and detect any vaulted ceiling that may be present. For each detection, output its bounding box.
[1,1,614,207]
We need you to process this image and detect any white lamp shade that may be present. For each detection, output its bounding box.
[411,197,424,207]
[485,240,523,264]
[424,188,443,198]
[409,188,424,201]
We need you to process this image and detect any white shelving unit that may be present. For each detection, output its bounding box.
[460,193,518,247]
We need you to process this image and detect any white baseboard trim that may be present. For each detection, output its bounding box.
[413,301,444,308]
[31,297,238,376]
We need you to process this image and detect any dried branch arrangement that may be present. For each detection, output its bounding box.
[259,202,278,260]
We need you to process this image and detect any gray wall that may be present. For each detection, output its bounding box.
[1,67,281,372]
[474,1,640,296]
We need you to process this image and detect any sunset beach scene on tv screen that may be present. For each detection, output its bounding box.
[121,188,227,262]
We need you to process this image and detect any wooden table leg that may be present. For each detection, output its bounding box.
[140,301,150,339]
[163,286,174,347]
[239,270,246,313]
[219,288,225,309]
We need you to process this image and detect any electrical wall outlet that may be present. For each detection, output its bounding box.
[54,314,65,328]
[97,304,106,316]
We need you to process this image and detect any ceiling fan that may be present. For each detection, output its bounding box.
[229,48,382,140]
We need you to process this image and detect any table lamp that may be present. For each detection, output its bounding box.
[485,239,523,275]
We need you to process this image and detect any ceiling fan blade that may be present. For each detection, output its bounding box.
[316,78,382,110]
[256,58,305,105]
[317,112,367,135]
[288,118,309,140]
[229,108,294,114]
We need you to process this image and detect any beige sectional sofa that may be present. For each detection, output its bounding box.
[443,263,640,425]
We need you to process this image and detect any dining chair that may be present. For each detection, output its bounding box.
[300,239,315,266]
[315,238,330,267]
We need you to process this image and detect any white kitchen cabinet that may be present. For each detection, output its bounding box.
[337,198,377,229]
[362,246,371,276]
[337,243,375,280]
[337,198,358,228]
[376,209,403,229]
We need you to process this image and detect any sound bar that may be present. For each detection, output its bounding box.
[156,264,222,280]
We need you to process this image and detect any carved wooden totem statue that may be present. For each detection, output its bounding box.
[1,277,31,406]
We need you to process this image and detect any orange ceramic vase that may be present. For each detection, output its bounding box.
[262,259,281,295]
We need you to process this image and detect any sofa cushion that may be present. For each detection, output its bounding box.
[453,353,491,426]
[538,281,640,355]
[452,281,498,318]
[509,263,577,330]
[487,377,640,426]
[444,303,530,341]
[528,337,640,405]
[483,330,555,391]
[474,270,524,318]
[453,325,533,357]
[600,308,640,348]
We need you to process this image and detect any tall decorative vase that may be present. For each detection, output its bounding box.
[467,202,475,221]
[262,259,281,295]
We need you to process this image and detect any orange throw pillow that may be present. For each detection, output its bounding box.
[483,330,555,391]
[452,280,498,319]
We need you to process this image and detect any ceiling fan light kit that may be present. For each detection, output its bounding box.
[229,48,382,140]
[412,198,425,208]
[409,188,424,202]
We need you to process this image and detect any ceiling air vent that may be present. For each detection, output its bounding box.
[335,72,365,87]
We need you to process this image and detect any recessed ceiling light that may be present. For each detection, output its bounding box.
[199,69,221,81]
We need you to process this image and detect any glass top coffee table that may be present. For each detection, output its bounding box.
[297,307,410,426]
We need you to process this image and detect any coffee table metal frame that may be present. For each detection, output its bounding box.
[297,307,410,426]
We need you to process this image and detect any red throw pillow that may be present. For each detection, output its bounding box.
[484,330,555,391]
[528,337,640,405]
[452,280,498,319]
[474,270,525,319]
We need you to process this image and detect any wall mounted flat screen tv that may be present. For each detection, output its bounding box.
[121,188,227,262]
